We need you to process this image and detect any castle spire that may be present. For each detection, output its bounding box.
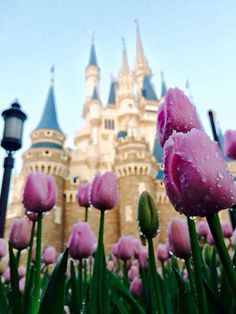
[120,38,129,74]
[107,78,116,104]
[35,68,63,134]
[88,32,98,66]
[135,19,145,66]
[160,71,167,97]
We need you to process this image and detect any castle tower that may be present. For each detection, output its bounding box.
[134,21,151,95]
[85,37,101,101]
[117,39,139,138]
[160,71,167,98]
[115,135,158,236]
[21,75,70,251]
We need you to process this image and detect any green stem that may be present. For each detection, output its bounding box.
[123,260,129,287]
[24,220,36,295]
[185,257,196,301]
[84,206,89,222]
[207,213,236,296]
[78,259,83,310]
[187,217,208,314]
[90,210,105,314]
[147,237,164,314]
[16,250,21,267]
[32,213,42,314]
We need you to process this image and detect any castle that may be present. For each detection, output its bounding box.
[6,25,235,252]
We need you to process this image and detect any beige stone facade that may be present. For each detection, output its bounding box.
[6,27,234,253]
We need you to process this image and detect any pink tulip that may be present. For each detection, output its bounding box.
[68,222,96,259]
[9,218,32,250]
[23,172,57,213]
[76,183,91,207]
[207,229,214,245]
[132,239,143,258]
[157,243,169,262]
[18,266,26,279]
[221,222,233,238]
[116,236,134,261]
[42,246,57,264]
[128,265,139,281]
[196,220,209,238]
[3,267,10,283]
[163,129,236,217]
[132,259,140,268]
[223,130,236,159]
[129,277,142,298]
[90,172,118,210]
[112,243,119,257]
[19,277,25,294]
[168,217,191,259]
[231,229,236,246]
[138,248,148,269]
[157,87,202,147]
[0,239,7,259]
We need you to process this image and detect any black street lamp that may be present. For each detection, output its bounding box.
[0,101,27,237]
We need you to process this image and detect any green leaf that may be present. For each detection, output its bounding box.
[23,266,35,314]
[9,242,23,314]
[0,279,8,314]
[203,280,226,314]
[107,270,145,314]
[38,248,69,314]
[70,260,80,314]
[172,267,198,314]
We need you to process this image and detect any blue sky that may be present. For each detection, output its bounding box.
[0,0,236,174]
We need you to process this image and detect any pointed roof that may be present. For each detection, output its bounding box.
[120,38,129,74]
[161,71,167,97]
[107,80,116,104]
[135,20,145,65]
[91,87,99,100]
[142,76,158,100]
[88,38,98,66]
[35,83,63,134]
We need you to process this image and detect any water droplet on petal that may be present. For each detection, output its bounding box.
[217,171,224,179]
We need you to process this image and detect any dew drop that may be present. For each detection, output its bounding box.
[216,182,222,188]
[217,171,224,179]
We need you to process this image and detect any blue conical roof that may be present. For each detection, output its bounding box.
[35,85,63,133]
[142,76,158,100]
[153,137,163,163]
[161,72,167,97]
[88,43,98,66]
[107,81,116,104]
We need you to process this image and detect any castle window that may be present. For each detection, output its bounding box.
[45,131,52,136]
[104,119,115,130]
[43,150,51,157]
[72,176,79,184]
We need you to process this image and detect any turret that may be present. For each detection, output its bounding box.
[85,36,101,100]
[22,72,70,251]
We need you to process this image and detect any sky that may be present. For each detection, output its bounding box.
[0,0,236,176]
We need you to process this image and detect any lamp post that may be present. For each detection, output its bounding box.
[0,101,27,237]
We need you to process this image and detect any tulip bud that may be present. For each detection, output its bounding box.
[163,129,236,217]
[3,267,11,283]
[18,266,26,279]
[157,87,202,147]
[90,171,118,210]
[19,277,25,294]
[128,265,139,281]
[221,221,233,238]
[107,260,115,271]
[9,218,32,250]
[132,238,143,258]
[42,246,57,265]
[76,183,91,208]
[23,172,57,213]
[206,229,214,246]
[137,191,159,238]
[231,228,236,246]
[137,248,148,269]
[196,220,209,238]
[129,277,142,298]
[157,243,169,262]
[223,130,236,159]
[0,239,7,259]
[168,217,191,259]
[116,236,134,261]
[68,222,96,260]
